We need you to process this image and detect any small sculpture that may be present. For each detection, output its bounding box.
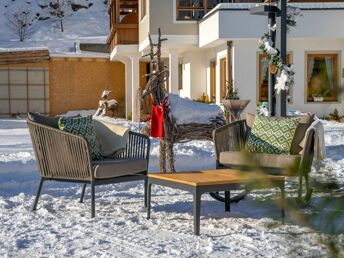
[95,90,118,117]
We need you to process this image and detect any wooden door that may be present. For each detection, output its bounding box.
[140,62,151,114]
[210,61,216,102]
[220,58,227,99]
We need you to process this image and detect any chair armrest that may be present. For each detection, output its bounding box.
[119,131,151,162]
[213,120,248,161]
[299,128,315,174]
[27,120,93,180]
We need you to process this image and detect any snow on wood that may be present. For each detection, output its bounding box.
[0,49,49,64]
[168,94,223,125]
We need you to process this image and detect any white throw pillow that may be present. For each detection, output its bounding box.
[93,120,129,157]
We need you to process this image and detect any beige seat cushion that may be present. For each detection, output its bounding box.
[219,151,301,172]
[93,119,129,157]
[246,113,256,129]
[245,113,314,154]
[93,158,147,179]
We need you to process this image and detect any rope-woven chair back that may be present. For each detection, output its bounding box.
[116,132,150,161]
[27,120,93,180]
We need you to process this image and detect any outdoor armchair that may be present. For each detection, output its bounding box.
[27,119,150,217]
[213,117,315,205]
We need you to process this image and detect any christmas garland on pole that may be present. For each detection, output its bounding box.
[258,5,301,94]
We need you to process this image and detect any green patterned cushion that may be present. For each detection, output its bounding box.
[245,115,300,155]
[58,116,102,160]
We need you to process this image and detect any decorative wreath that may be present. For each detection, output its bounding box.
[258,5,302,94]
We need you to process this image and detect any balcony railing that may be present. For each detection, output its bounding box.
[107,0,139,51]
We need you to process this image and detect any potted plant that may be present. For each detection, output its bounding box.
[221,80,250,122]
[313,89,329,102]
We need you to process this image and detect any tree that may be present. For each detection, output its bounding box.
[8,8,34,42]
[38,0,72,32]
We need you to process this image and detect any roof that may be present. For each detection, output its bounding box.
[0,49,50,64]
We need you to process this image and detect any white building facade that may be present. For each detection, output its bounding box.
[109,0,344,121]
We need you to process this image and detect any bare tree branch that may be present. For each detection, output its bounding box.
[8,8,34,41]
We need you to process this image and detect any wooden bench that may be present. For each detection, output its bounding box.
[147,169,285,235]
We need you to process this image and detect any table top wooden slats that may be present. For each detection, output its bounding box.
[148,169,285,186]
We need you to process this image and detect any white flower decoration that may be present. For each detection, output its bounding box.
[275,70,289,94]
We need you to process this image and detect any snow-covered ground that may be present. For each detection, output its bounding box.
[0,116,344,257]
[0,0,108,55]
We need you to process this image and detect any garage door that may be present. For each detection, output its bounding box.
[0,67,49,117]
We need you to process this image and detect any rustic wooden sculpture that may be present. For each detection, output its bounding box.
[142,29,172,172]
[142,29,225,173]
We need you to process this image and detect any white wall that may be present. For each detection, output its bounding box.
[288,38,344,116]
[232,40,258,114]
[180,63,191,98]
[230,38,344,117]
[179,50,207,100]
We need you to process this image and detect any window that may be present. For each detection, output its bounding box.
[0,67,49,116]
[306,53,339,102]
[141,0,146,20]
[258,53,291,102]
[176,0,230,21]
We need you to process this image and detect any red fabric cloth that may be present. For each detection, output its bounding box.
[150,104,164,138]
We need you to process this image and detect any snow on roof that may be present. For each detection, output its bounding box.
[203,2,344,20]
[0,47,49,53]
[50,52,109,59]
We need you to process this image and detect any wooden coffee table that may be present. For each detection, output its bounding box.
[146,169,285,235]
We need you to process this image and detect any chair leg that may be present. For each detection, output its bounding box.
[147,183,152,219]
[80,184,87,203]
[91,181,95,218]
[144,179,148,208]
[304,174,313,204]
[280,183,285,223]
[298,173,303,202]
[32,178,44,211]
[225,191,230,212]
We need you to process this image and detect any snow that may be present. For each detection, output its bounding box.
[0,114,344,256]
[0,0,109,55]
[203,2,344,20]
[169,94,223,125]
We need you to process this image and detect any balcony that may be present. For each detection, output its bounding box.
[107,0,139,51]
[199,2,344,48]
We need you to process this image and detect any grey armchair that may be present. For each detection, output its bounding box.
[213,118,315,205]
[27,119,150,217]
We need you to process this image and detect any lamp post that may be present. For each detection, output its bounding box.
[268,11,277,116]
[276,0,287,117]
[250,1,287,117]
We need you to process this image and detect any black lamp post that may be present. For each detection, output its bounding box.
[276,0,287,117]
[250,0,287,117]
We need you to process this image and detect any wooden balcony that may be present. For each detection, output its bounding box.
[107,0,139,51]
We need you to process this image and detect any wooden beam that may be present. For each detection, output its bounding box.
[0,50,50,65]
